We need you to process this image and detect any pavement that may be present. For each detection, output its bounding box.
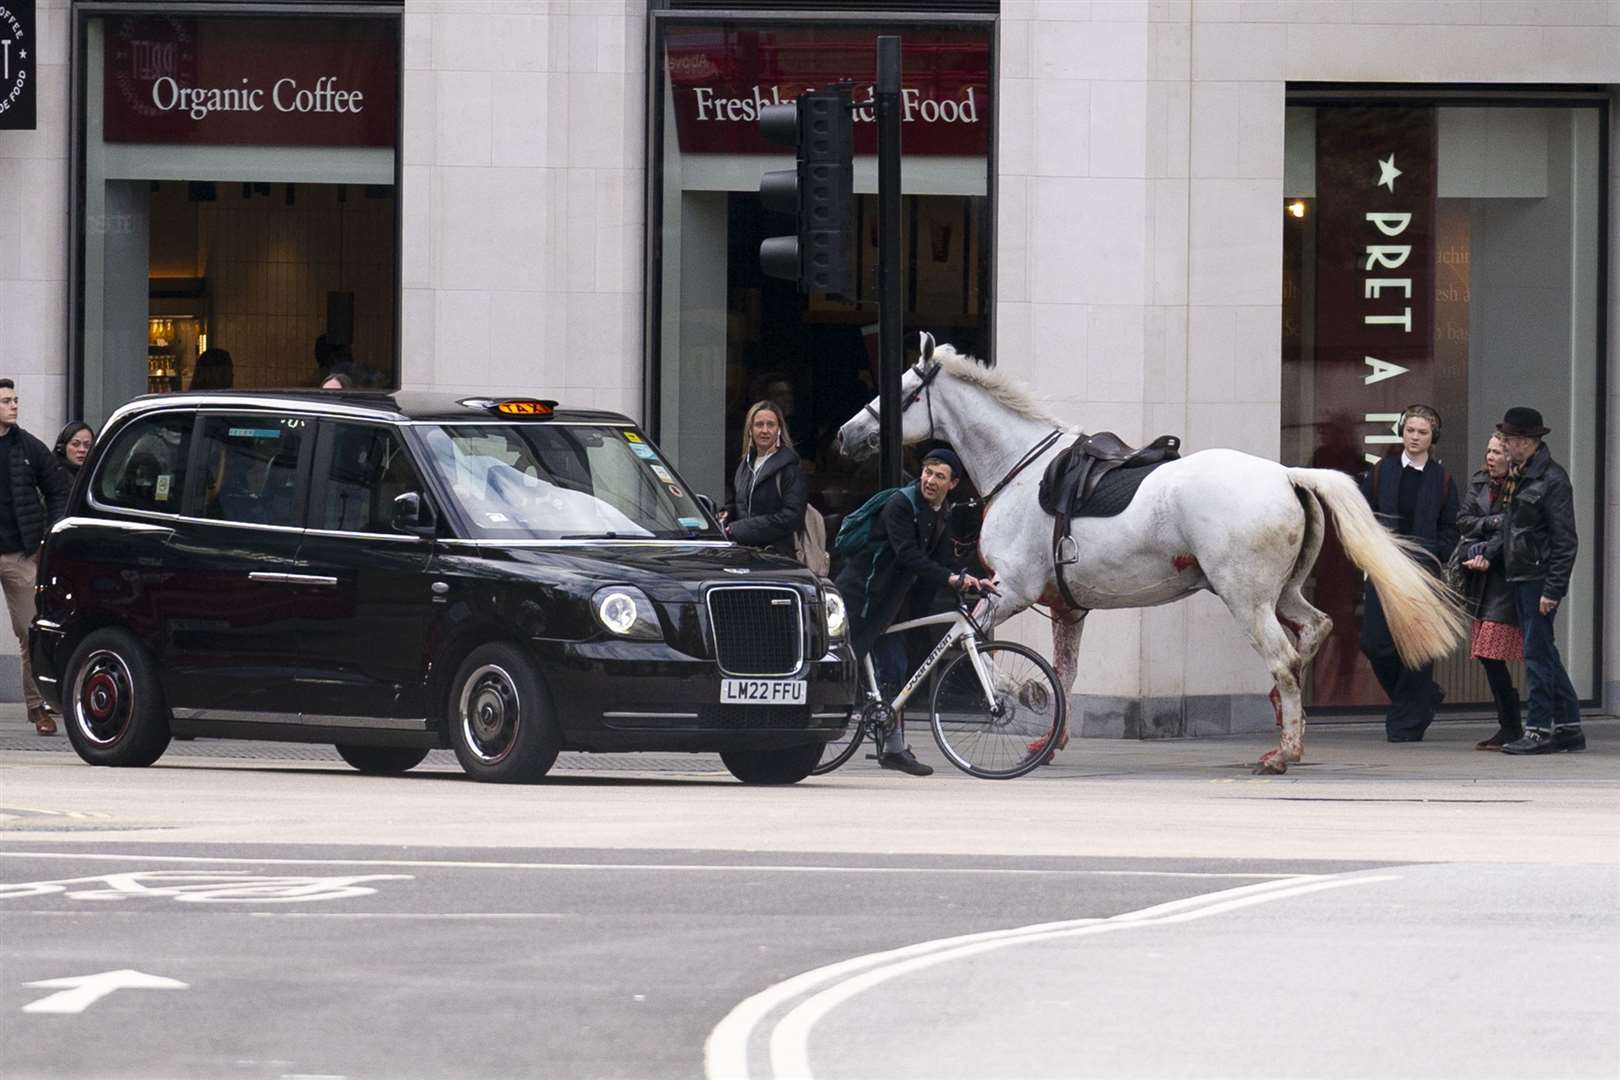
[4,702,1616,864]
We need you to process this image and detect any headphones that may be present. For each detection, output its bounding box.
[1398,403,1442,444]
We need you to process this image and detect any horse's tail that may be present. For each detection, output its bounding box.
[1285,467,1467,668]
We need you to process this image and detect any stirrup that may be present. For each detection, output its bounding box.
[1055,536,1079,566]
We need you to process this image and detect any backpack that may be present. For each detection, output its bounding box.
[794,504,830,576]
[773,470,830,576]
[833,485,913,558]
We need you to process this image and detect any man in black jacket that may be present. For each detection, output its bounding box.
[1493,407,1584,755]
[0,380,72,735]
[835,448,990,776]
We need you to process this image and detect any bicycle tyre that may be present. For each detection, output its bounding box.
[929,641,1065,780]
[811,713,866,775]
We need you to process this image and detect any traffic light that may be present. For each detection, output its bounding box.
[758,86,854,296]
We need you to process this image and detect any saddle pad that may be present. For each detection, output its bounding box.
[1072,459,1171,519]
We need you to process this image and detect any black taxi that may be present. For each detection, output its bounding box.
[29,391,855,784]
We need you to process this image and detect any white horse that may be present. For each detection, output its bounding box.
[835,336,1467,774]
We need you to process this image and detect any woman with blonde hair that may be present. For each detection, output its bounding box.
[718,399,807,558]
[1457,431,1523,749]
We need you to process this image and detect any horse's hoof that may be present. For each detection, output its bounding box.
[1252,750,1288,775]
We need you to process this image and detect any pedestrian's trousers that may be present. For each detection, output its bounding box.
[0,551,43,715]
[1515,581,1581,731]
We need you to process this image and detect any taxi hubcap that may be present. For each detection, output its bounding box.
[460,664,519,765]
[73,651,134,746]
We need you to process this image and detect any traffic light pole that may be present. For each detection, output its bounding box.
[876,36,903,490]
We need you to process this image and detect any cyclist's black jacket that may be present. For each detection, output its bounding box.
[835,484,954,656]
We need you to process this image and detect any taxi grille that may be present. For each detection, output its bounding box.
[707,586,803,676]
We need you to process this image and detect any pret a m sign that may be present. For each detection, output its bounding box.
[0,1,36,131]
[1313,108,1438,465]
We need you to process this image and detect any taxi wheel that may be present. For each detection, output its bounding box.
[62,628,171,768]
[335,744,430,776]
[720,743,823,785]
[447,643,560,783]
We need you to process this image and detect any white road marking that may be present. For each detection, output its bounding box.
[0,850,1301,880]
[705,872,1401,1080]
[21,969,188,1014]
[0,870,412,903]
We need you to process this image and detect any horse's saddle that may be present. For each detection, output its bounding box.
[1038,431,1181,518]
[1039,431,1181,610]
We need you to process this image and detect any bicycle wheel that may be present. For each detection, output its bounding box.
[929,641,1065,779]
[811,711,866,775]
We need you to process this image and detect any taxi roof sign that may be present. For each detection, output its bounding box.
[491,399,557,417]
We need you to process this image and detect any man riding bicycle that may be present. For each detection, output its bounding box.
[834,448,993,776]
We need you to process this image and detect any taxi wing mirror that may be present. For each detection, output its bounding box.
[390,491,437,537]
[695,493,717,515]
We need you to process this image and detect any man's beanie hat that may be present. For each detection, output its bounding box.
[1496,406,1550,438]
[921,447,963,477]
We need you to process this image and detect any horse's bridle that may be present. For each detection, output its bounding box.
[862,359,943,444]
[861,360,1061,504]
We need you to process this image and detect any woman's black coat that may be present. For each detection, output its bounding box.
[725,446,807,558]
[1456,468,1517,626]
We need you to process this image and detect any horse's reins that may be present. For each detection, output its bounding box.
[975,427,1065,508]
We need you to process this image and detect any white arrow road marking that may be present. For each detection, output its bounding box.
[22,969,189,1014]
[705,871,1401,1080]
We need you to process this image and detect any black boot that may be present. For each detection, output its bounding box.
[1476,688,1523,751]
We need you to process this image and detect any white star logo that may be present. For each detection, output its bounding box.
[1377,153,1402,193]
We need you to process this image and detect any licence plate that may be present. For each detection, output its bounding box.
[720,678,807,705]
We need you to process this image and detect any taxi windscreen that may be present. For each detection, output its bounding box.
[420,424,720,540]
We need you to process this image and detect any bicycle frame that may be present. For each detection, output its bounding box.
[860,599,999,716]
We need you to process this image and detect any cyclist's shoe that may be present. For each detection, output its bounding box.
[878,748,934,776]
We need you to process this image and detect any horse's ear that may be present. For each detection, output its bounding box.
[918,332,935,363]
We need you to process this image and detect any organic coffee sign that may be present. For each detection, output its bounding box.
[665,26,990,156]
[0,1,35,131]
[103,15,396,147]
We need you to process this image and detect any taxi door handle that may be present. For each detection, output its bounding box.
[249,572,340,588]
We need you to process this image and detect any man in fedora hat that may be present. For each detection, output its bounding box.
[1493,407,1583,754]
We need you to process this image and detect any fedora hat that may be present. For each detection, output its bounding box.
[1496,406,1550,438]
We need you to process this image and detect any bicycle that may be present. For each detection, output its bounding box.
[813,589,1066,780]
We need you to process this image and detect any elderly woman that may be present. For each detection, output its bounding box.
[1457,432,1523,749]
[52,422,94,478]
[719,399,806,558]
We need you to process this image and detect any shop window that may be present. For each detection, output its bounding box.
[75,13,400,427]
[649,16,994,527]
[1282,96,1606,707]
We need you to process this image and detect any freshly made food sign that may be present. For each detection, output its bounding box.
[665,26,990,156]
[103,15,396,146]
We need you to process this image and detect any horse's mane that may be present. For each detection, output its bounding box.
[933,345,1061,425]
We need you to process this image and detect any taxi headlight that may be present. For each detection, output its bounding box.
[593,587,662,640]
[823,588,847,638]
